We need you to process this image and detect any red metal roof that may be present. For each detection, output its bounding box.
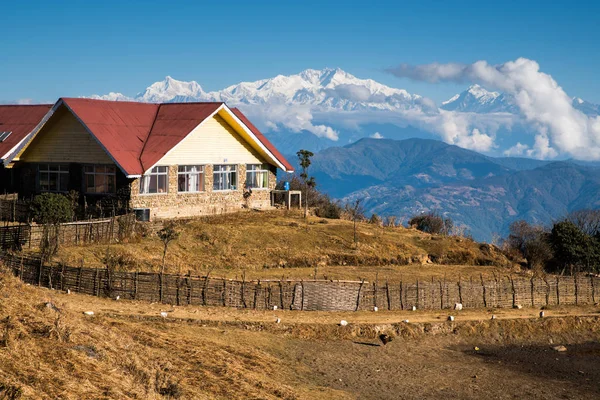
[15,98,293,175]
[62,98,160,175]
[0,104,52,159]
[231,107,294,172]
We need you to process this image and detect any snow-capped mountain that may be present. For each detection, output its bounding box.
[572,97,600,116]
[440,84,517,113]
[441,85,600,116]
[89,68,600,156]
[91,68,424,112]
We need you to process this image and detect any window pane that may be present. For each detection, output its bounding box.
[107,175,115,193]
[149,175,158,193]
[198,172,204,191]
[86,174,95,193]
[158,175,167,193]
[178,174,186,192]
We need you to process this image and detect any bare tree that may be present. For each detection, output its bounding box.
[567,209,600,237]
[157,222,180,275]
[347,199,365,244]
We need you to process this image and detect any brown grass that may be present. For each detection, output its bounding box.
[1,269,600,399]
[48,210,515,281]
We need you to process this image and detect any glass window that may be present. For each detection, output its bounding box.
[38,164,69,192]
[84,165,116,194]
[213,165,237,191]
[140,166,168,194]
[246,164,269,189]
[178,165,204,192]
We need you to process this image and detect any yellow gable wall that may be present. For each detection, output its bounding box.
[18,106,114,164]
[158,114,265,166]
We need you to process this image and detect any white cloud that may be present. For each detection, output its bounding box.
[527,133,558,159]
[331,84,373,102]
[454,128,495,152]
[370,132,384,139]
[503,142,529,156]
[236,103,339,141]
[388,57,600,160]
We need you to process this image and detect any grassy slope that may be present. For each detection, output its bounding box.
[1,272,600,399]
[52,210,514,281]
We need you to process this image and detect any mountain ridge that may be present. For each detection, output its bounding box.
[300,137,600,241]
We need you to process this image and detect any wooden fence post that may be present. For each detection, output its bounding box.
[591,275,596,304]
[386,281,391,310]
[480,274,487,308]
[134,271,139,300]
[556,276,560,305]
[222,280,227,307]
[60,263,65,291]
[176,275,181,306]
[543,276,550,305]
[202,273,211,306]
[457,275,463,305]
[37,257,43,287]
[94,268,100,297]
[255,280,262,310]
[439,280,444,309]
[279,277,284,310]
[574,274,579,305]
[399,280,404,310]
[416,280,420,309]
[373,281,378,309]
[187,271,192,305]
[509,275,516,308]
[241,273,247,308]
[530,277,535,307]
[355,279,365,311]
[159,273,164,303]
[76,267,82,293]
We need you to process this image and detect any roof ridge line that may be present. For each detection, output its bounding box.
[137,103,162,173]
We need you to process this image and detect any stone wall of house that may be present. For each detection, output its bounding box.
[129,164,277,220]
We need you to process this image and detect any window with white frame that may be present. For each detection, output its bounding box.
[139,166,168,194]
[84,165,116,194]
[178,165,204,192]
[38,164,69,192]
[245,164,269,189]
[213,165,237,191]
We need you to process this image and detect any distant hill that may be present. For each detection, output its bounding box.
[299,138,600,241]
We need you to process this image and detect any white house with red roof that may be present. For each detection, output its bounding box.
[1,98,293,219]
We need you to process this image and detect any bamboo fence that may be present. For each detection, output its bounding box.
[1,252,598,312]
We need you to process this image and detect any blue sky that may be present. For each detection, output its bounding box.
[1,0,599,103]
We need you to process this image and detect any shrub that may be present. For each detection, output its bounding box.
[506,220,553,270]
[369,213,382,226]
[409,212,453,235]
[314,199,342,219]
[31,193,73,224]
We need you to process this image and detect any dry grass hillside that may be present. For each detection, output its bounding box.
[51,210,514,281]
[1,270,600,399]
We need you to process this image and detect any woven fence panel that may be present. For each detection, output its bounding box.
[293,281,361,311]
[1,252,599,312]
